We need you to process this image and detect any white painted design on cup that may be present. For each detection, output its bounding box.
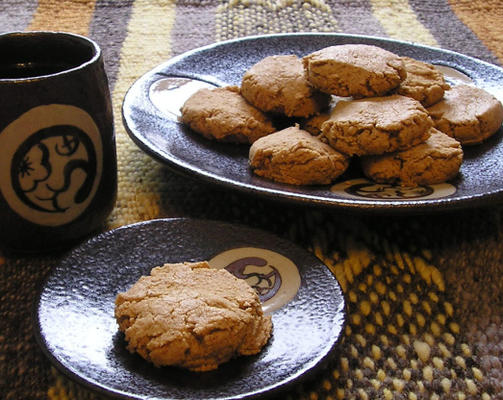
[0,105,103,226]
[331,178,456,200]
[209,247,301,313]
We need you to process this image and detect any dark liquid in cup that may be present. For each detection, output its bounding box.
[0,32,95,81]
[0,62,75,79]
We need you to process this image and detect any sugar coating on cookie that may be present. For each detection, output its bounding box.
[427,84,503,145]
[180,85,276,143]
[397,57,450,107]
[321,94,433,156]
[302,44,406,97]
[361,128,463,187]
[115,261,272,372]
[249,125,349,185]
[241,55,331,117]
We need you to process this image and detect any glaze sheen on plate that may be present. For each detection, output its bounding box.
[122,33,503,213]
[34,218,345,400]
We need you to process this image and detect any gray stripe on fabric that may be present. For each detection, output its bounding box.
[328,0,387,38]
[408,0,500,65]
[0,0,38,33]
[171,1,218,57]
[89,0,135,91]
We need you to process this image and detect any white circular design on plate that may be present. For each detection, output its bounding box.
[0,104,103,226]
[209,247,301,313]
[434,64,473,85]
[149,77,217,120]
[331,178,456,200]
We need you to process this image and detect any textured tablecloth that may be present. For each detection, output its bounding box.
[1,1,503,399]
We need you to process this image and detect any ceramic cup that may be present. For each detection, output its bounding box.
[0,31,117,253]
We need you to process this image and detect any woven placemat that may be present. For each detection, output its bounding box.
[1,1,502,399]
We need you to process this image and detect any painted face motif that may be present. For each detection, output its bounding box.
[12,125,97,214]
[210,247,301,313]
[225,256,282,302]
[347,182,433,199]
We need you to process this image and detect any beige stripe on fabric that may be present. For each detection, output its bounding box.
[448,0,503,64]
[369,0,438,47]
[27,0,96,36]
[107,0,177,228]
[216,0,339,41]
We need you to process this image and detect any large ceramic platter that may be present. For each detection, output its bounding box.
[122,33,503,213]
[34,218,345,400]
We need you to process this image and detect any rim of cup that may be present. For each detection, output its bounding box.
[0,31,101,82]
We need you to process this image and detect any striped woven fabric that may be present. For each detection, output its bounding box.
[1,1,502,399]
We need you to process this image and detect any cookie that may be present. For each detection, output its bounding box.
[396,57,450,106]
[301,112,331,136]
[302,44,406,97]
[241,55,330,117]
[115,261,272,372]
[361,128,463,187]
[180,85,276,143]
[321,94,433,156]
[427,84,503,145]
[249,125,349,185]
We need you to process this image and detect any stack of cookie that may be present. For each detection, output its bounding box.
[180,44,503,188]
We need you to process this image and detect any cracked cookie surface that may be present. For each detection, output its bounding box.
[361,128,463,187]
[302,44,406,98]
[396,57,449,107]
[115,261,272,371]
[180,85,276,143]
[427,84,503,145]
[249,125,349,185]
[241,55,330,118]
[321,94,433,156]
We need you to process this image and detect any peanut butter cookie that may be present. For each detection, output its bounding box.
[241,55,330,118]
[249,125,349,185]
[301,112,331,137]
[321,94,433,156]
[115,261,272,372]
[427,84,503,145]
[397,57,449,106]
[361,128,463,187]
[302,44,406,97]
[180,85,276,143]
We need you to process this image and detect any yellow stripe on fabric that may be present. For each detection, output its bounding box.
[107,0,177,228]
[447,0,503,65]
[27,0,96,36]
[305,213,486,399]
[369,0,438,47]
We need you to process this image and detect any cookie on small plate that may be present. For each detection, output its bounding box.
[361,128,463,187]
[180,85,276,143]
[427,84,503,145]
[396,57,450,107]
[321,94,433,156]
[115,261,272,372]
[241,55,330,118]
[302,44,406,97]
[249,125,349,185]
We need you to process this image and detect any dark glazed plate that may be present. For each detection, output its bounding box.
[34,218,345,400]
[122,33,503,213]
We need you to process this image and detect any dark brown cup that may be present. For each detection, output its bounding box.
[0,31,117,253]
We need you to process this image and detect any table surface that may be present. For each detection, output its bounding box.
[1,1,503,399]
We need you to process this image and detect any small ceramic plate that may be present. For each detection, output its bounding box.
[122,33,503,214]
[34,218,345,400]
